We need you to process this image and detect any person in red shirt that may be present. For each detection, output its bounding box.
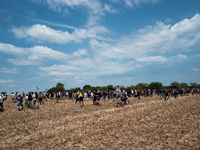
[23,92,25,98]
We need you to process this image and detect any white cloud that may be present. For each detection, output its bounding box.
[0,43,28,55]
[10,26,28,38]
[27,77,41,81]
[35,14,200,78]
[5,15,12,22]
[11,24,108,44]
[72,49,88,57]
[38,57,135,78]
[52,78,65,81]
[0,68,18,73]
[76,80,85,83]
[110,0,159,7]
[1,44,69,65]
[136,56,168,63]
[175,54,187,60]
[0,43,86,66]
[31,0,116,27]
[0,79,19,84]
[89,14,200,60]
[33,18,78,30]
[25,10,36,16]
[9,84,17,87]
[7,58,41,66]
[165,18,171,23]
[27,46,69,61]
[190,68,200,71]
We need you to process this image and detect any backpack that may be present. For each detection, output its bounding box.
[28,93,32,100]
[20,96,23,103]
[79,92,83,97]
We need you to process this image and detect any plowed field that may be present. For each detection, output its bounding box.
[0,94,200,149]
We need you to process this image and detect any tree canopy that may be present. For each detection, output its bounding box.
[170,81,179,89]
[47,82,65,93]
[135,83,148,90]
[148,82,163,90]
[62,81,200,93]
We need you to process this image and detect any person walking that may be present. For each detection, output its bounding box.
[38,92,44,105]
[79,91,84,107]
[16,94,23,111]
[0,94,4,112]
[28,92,32,108]
[74,90,80,105]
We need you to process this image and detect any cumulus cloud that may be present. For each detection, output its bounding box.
[31,0,116,27]
[136,56,168,63]
[175,54,187,60]
[110,0,159,7]
[0,79,19,84]
[9,84,17,87]
[190,68,200,71]
[4,12,200,81]
[165,18,171,23]
[0,68,18,73]
[11,24,108,44]
[0,43,88,66]
[90,14,200,60]
[72,49,88,57]
[0,43,28,55]
[38,57,134,78]
[34,14,200,78]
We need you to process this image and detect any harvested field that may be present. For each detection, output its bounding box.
[0,95,200,149]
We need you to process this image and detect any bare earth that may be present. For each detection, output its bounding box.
[0,94,200,150]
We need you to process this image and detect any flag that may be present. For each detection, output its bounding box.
[43,88,48,95]
[36,86,40,91]
[62,84,65,87]
[44,88,48,92]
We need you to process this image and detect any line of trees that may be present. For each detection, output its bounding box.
[47,82,200,93]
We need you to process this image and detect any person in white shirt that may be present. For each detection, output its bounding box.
[65,91,68,99]
[0,94,4,112]
[11,92,15,102]
[84,91,88,101]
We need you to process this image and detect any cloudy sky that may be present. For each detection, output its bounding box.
[0,0,200,93]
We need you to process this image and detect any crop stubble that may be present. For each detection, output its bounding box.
[0,95,200,149]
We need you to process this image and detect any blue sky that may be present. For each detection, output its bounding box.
[0,0,200,93]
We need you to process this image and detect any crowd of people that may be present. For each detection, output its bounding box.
[0,88,199,112]
[10,92,45,111]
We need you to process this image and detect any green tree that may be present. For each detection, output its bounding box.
[96,86,102,91]
[189,82,198,88]
[90,86,102,91]
[106,85,114,90]
[135,83,148,89]
[180,82,188,88]
[83,85,92,91]
[170,81,179,89]
[69,88,76,92]
[47,82,65,93]
[126,85,134,90]
[47,87,56,93]
[120,85,126,90]
[163,85,171,89]
[101,86,106,91]
[56,83,63,88]
[148,82,163,90]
